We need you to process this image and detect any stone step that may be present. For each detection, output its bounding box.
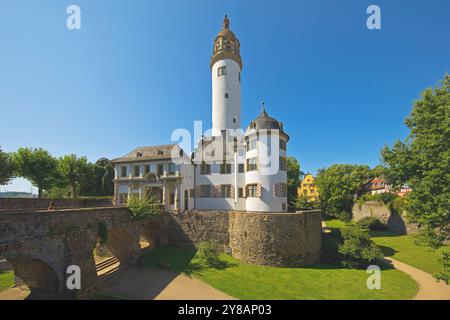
[96,257,119,272]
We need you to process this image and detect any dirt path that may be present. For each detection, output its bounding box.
[383,257,450,300]
[96,267,235,300]
[0,286,30,300]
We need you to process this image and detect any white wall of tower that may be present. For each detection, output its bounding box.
[211,59,241,136]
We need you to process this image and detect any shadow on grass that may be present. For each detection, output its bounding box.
[369,230,398,238]
[137,246,237,277]
[377,244,398,257]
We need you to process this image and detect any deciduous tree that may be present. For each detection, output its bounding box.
[0,147,14,185]
[381,74,450,283]
[315,164,371,216]
[11,148,57,198]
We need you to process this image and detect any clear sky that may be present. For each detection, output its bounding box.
[0,0,449,193]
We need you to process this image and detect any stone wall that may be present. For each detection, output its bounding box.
[352,201,418,235]
[0,198,113,212]
[163,209,323,267]
[0,207,323,298]
[229,210,322,267]
[165,210,230,248]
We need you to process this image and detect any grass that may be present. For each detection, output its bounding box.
[370,231,450,275]
[325,218,450,276]
[138,246,417,300]
[0,271,15,291]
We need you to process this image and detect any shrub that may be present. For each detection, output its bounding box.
[127,195,161,220]
[338,211,352,223]
[196,241,222,266]
[360,192,397,204]
[389,196,405,216]
[338,226,383,269]
[356,217,386,231]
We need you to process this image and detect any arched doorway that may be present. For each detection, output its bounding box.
[146,187,163,204]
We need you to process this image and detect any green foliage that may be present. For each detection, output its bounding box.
[56,154,95,199]
[357,217,385,231]
[389,196,405,216]
[287,156,303,211]
[381,74,450,281]
[294,194,316,210]
[359,192,397,204]
[338,226,383,269]
[127,195,161,220]
[98,221,108,245]
[315,164,372,215]
[0,147,14,186]
[434,252,450,284]
[338,210,352,223]
[11,148,57,197]
[195,241,222,266]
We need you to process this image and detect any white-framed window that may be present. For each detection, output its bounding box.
[199,185,211,198]
[221,185,232,198]
[133,165,140,177]
[200,163,211,175]
[247,184,258,198]
[220,163,231,174]
[246,158,258,172]
[169,163,177,175]
[120,166,127,178]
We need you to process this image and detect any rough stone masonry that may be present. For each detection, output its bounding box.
[0,207,322,298]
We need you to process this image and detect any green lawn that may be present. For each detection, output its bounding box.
[0,271,15,291]
[325,218,449,276]
[138,246,417,300]
[370,231,450,275]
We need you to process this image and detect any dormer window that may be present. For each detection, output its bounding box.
[218,66,226,77]
[157,150,163,155]
[136,152,143,157]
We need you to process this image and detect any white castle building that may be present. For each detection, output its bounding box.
[112,15,289,212]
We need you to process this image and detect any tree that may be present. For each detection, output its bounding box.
[381,74,450,283]
[294,194,314,210]
[0,147,14,185]
[315,164,371,215]
[95,157,114,196]
[11,148,57,198]
[287,156,303,211]
[57,155,95,199]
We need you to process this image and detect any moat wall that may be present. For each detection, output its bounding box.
[352,201,418,235]
[164,209,322,267]
[0,207,322,298]
[0,198,113,212]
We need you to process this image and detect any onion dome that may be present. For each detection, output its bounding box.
[210,15,243,70]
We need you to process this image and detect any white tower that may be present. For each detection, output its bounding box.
[211,15,243,136]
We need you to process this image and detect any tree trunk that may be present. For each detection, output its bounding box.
[72,185,77,199]
[38,187,42,198]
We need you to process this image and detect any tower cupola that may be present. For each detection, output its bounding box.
[210,15,243,70]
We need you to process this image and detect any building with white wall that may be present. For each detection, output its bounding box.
[112,15,289,212]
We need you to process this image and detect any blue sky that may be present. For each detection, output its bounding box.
[1,0,449,193]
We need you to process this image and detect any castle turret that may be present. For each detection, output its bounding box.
[211,15,242,136]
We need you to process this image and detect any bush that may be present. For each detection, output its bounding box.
[360,192,397,204]
[338,211,352,223]
[196,241,222,266]
[127,195,161,220]
[356,217,386,231]
[338,226,383,269]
